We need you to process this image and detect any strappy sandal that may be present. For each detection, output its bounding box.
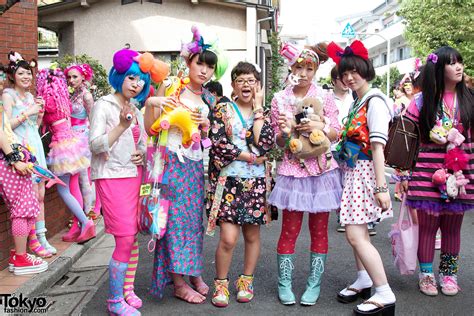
[337,287,372,303]
[353,300,395,316]
[190,276,209,296]
[174,282,206,304]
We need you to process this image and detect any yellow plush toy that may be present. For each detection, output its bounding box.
[149,76,201,148]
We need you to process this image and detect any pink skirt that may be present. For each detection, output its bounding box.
[95,167,142,236]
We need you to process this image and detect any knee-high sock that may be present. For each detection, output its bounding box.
[69,173,84,210]
[112,235,135,262]
[79,168,93,212]
[124,237,139,295]
[417,210,440,263]
[57,174,88,225]
[277,210,304,254]
[439,213,464,255]
[309,212,329,254]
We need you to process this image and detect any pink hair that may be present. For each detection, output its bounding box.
[64,64,94,82]
[36,68,72,126]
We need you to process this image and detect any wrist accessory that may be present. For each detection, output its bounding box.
[254,112,264,120]
[248,153,257,165]
[5,149,22,165]
[373,185,389,194]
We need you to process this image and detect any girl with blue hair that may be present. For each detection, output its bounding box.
[89,48,168,315]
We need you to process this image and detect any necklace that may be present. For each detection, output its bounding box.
[186,85,203,95]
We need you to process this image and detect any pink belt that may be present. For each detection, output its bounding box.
[71,117,88,127]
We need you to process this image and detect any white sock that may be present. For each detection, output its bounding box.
[357,284,396,312]
[339,270,373,296]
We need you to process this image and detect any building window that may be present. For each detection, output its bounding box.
[383,53,387,65]
[398,48,403,61]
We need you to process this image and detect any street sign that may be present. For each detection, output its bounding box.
[341,22,356,39]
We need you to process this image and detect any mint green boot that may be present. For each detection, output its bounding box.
[300,252,326,305]
[277,254,296,305]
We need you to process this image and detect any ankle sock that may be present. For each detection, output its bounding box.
[340,270,373,296]
[356,284,396,312]
[420,262,433,274]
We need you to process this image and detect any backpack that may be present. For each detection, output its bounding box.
[365,95,420,170]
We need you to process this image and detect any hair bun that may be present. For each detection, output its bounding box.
[113,49,139,73]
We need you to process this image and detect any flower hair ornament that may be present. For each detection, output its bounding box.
[327,40,369,65]
[180,25,228,80]
[64,63,94,82]
[427,53,438,64]
[6,51,37,76]
[112,48,170,83]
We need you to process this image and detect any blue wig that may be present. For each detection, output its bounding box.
[109,62,151,103]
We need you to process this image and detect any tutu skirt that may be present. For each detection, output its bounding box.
[268,169,342,213]
[47,121,90,176]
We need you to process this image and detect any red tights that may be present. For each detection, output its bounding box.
[277,210,329,254]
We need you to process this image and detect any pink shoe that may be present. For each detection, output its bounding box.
[76,220,96,244]
[419,273,438,296]
[439,274,460,296]
[62,217,81,242]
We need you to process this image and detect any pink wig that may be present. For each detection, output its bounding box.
[64,63,94,82]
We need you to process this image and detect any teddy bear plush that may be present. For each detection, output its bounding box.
[288,97,331,161]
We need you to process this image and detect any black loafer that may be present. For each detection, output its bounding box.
[337,287,372,303]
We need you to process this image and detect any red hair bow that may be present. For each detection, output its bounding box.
[327,40,369,65]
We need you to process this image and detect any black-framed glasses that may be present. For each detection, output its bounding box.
[235,78,257,86]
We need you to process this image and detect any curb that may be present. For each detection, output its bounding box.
[14,219,105,297]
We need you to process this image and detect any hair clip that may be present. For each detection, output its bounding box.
[427,53,438,64]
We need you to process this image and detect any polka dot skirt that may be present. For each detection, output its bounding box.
[0,158,40,219]
[339,160,392,225]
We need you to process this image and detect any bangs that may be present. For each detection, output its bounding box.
[338,55,375,81]
[197,50,218,67]
[435,46,463,66]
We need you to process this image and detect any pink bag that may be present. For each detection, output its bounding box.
[388,196,418,275]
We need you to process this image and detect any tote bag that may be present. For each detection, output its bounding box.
[388,196,419,275]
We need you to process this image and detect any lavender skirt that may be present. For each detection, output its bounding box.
[268,169,343,213]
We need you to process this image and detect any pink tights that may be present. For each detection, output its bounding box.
[11,217,35,236]
[112,235,136,263]
[277,210,330,254]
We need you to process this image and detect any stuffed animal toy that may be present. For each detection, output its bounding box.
[429,125,448,144]
[446,170,469,199]
[288,97,331,160]
[432,168,449,201]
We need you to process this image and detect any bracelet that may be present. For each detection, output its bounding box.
[254,112,264,120]
[248,153,257,165]
[5,149,22,165]
[17,112,27,123]
[373,185,389,194]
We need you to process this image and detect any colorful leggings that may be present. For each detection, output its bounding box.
[11,217,35,236]
[417,210,464,263]
[277,210,329,254]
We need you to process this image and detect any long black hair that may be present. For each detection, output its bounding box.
[419,46,474,142]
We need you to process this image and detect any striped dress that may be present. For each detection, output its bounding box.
[406,92,474,213]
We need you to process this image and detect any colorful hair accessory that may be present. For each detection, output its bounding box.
[427,53,438,64]
[132,52,170,83]
[113,49,139,73]
[280,43,319,66]
[180,25,228,80]
[6,51,37,76]
[64,63,94,81]
[327,40,369,65]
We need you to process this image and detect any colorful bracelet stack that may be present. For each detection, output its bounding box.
[4,149,22,165]
[373,185,389,194]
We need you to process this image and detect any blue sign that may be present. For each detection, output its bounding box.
[341,22,356,38]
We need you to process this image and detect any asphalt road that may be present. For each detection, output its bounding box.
[80,188,474,316]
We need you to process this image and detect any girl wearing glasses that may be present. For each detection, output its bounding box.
[206,62,274,307]
[269,43,342,306]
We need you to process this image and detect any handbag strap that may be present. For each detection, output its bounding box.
[398,195,414,226]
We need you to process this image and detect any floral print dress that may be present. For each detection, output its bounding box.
[206,102,274,234]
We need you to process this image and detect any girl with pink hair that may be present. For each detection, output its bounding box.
[36,67,96,244]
